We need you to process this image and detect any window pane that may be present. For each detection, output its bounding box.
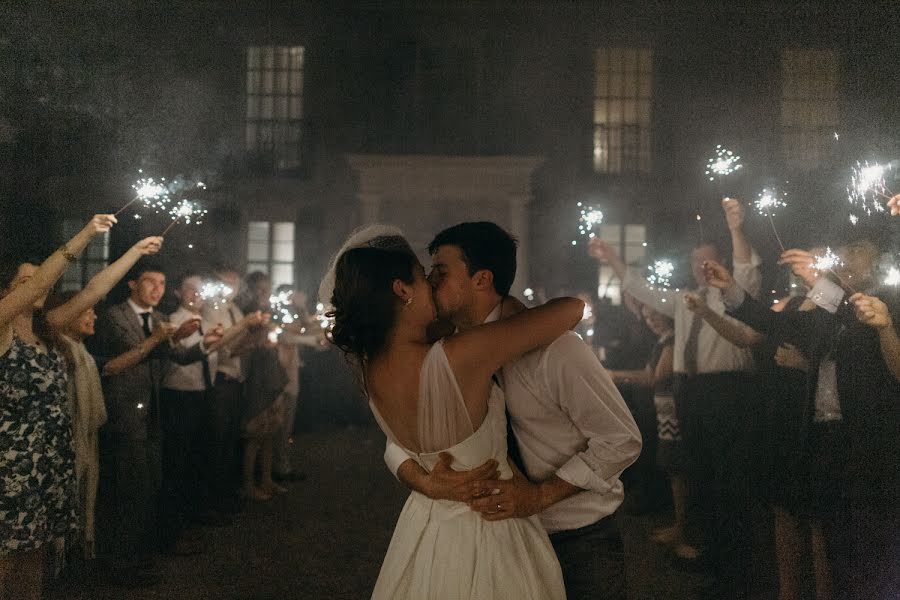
[248,241,270,261]
[271,264,294,288]
[249,221,270,241]
[272,242,294,262]
[272,222,294,243]
[248,263,269,275]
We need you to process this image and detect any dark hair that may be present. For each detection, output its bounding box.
[174,271,203,289]
[0,257,74,370]
[245,271,270,288]
[329,241,417,363]
[428,222,518,297]
[127,261,165,283]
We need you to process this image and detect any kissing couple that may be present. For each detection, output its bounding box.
[319,222,641,600]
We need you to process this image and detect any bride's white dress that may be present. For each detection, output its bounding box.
[368,341,566,600]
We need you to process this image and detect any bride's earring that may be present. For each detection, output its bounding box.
[404,297,413,307]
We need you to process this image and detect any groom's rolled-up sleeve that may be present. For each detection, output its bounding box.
[543,334,642,493]
[385,440,410,479]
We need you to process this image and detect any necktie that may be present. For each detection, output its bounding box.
[140,312,152,338]
[197,322,213,390]
[494,373,528,477]
[683,287,708,376]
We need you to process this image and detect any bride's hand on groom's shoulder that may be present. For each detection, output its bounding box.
[424,453,499,503]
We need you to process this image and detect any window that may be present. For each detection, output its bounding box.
[59,219,109,292]
[247,221,295,287]
[781,49,839,171]
[593,48,652,174]
[246,46,305,171]
[595,223,646,305]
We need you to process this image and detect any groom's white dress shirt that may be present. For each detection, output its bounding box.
[385,305,642,534]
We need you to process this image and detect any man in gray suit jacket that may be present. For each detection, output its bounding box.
[95,262,216,585]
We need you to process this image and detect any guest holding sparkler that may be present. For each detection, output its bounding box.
[271,286,322,483]
[39,235,164,565]
[93,262,217,587]
[202,264,250,514]
[590,199,762,597]
[684,249,833,600]
[236,272,288,500]
[158,273,263,553]
[708,231,900,600]
[0,214,115,600]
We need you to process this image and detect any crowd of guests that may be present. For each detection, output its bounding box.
[585,199,900,599]
[0,214,324,599]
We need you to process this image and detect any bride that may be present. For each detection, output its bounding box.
[320,226,581,599]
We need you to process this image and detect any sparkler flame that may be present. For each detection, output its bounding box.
[885,267,900,287]
[705,145,743,181]
[199,282,233,309]
[812,248,843,274]
[646,259,675,291]
[754,187,788,217]
[574,202,604,243]
[269,290,300,324]
[847,161,890,221]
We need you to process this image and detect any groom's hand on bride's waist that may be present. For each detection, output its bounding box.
[469,468,546,521]
[419,453,499,503]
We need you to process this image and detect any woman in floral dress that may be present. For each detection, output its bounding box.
[0,214,115,600]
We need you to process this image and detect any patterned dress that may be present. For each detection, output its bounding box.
[0,337,78,555]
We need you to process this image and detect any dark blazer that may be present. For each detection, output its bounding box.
[728,289,900,509]
[95,301,206,439]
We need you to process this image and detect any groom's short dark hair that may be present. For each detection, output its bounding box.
[428,222,518,297]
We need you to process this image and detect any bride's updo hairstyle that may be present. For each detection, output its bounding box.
[329,235,417,363]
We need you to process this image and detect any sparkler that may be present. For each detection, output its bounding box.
[646,259,675,291]
[847,161,895,223]
[884,267,900,287]
[754,187,788,251]
[199,281,233,310]
[269,290,300,324]
[812,248,856,293]
[572,202,604,244]
[160,200,207,236]
[116,174,172,216]
[705,145,743,182]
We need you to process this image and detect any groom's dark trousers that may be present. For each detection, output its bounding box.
[549,511,626,600]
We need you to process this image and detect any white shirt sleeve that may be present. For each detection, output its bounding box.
[733,248,763,299]
[807,279,846,314]
[384,439,411,479]
[541,334,643,493]
[622,268,677,318]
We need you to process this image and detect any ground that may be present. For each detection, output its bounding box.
[51,424,776,600]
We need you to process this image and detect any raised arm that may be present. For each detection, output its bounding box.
[48,236,162,329]
[588,238,676,317]
[852,293,900,382]
[723,198,762,298]
[0,214,115,331]
[443,297,584,380]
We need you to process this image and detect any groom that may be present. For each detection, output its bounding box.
[384,221,641,600]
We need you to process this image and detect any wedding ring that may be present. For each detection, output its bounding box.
[496,503,502,511]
